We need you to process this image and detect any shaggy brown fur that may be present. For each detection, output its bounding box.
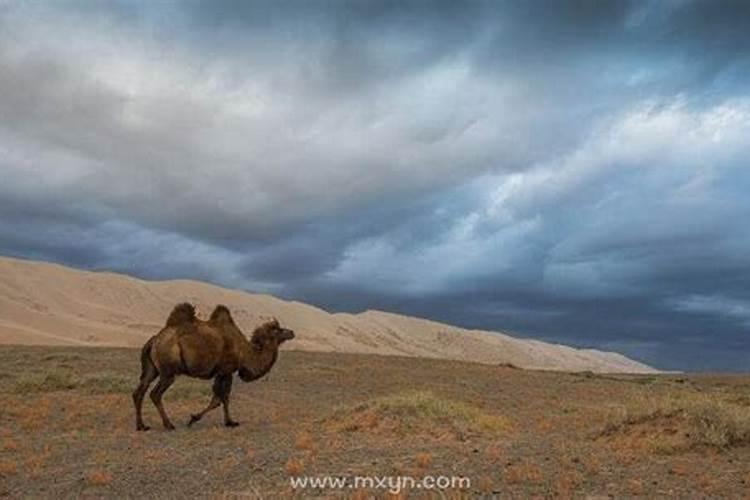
[132,303,295,431]
[165,302,196,327]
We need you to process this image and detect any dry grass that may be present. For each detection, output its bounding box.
[24,445,51,477]
[7,366,206,399]
[243,447,256,462]
[284,457,304,475]
[601,391,750,452]
[12,397,52,432]
[503,462,543,484]
[87,469,113,486]
[414,452,432,468]
[3,346,750,498]
[10,368,135,394]
[12,371,78,393]
[293,431,314,451]
[485,443,503,463]
[325,390,512,439]
[477,475,494,493]
[626,478,644,495]
[554,469,584,498]
[2,439,18,451]
[0,460,18,476]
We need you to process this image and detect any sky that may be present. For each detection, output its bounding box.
[1,0,749,371]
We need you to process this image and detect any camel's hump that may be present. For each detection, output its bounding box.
[209,305,235,325]
[165,303,196,327]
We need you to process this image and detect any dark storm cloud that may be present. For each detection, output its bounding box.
[1,1,749,370]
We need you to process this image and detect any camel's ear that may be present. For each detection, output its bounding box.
[210,305,234,325]
[260,316,278,326]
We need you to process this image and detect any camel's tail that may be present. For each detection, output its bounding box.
[140,336,157,375]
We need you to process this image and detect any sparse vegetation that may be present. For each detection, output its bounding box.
[87,469,113,486]
[7,368,206,399]
[284,457,304,475]
[165,379,213,400]
[294,431,314,451]
[2,439,18,451]
[12,371,78,393]
[503,462,543,484]
[24,446,51,477]
[81,374,134,394]
[2,346,750,498]
[324,390,512,439]
[601,391,750,452]
[0,460,17,476]
[414,452,432,468]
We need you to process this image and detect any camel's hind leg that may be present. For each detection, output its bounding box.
[133,344,158,431]
[188,374,235,427]
[150,375,176,430]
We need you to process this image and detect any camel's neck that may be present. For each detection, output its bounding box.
[240,348,279,382]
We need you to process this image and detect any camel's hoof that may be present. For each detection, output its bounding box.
[164,422,176,431]
[136,425,150,432]
[187,415,200,427]
[225,420,240,428]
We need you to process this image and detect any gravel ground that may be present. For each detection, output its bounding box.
[1,345,749,498]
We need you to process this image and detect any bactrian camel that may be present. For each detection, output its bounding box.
[132,303,295,430]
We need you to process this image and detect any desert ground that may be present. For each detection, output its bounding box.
[1,346,749,498]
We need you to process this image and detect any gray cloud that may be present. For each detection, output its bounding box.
[1,1,749,370]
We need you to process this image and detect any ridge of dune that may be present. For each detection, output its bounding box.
[0,255,657,373]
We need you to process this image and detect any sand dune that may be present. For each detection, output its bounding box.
[0,255,655,373]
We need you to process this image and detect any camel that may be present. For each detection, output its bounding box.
[132,303,295,431]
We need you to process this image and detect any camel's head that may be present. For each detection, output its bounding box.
[249,318,295,352]
[239,319,294,382]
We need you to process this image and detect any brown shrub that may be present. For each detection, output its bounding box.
[285,457,304,475]
[16,398,52,432]
[414,452,432,468]
[554,469,583,498]
[2,439,18,451]
[25,445,51,477]
[0,460,17,476]
[626,478,644,495]
[87,469,113,486]
[477,475,494,493]
[294,431,314,451]
[485,443,503,463]
[503,462,543,484]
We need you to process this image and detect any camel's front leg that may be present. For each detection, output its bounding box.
[188,395,220,427]
[188,375,233,427]
[217,375,238,427]
[149,375,176,430]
